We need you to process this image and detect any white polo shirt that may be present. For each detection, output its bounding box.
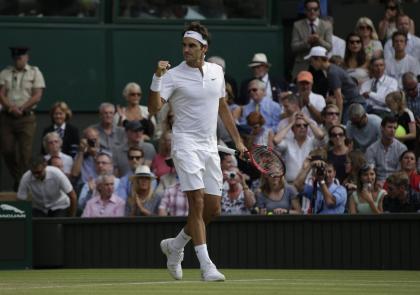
[17,166,73,213]
[161,61,225,152]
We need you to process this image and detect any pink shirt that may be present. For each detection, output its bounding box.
[82,194,126,217]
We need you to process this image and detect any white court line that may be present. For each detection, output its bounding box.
[1,278,420,291]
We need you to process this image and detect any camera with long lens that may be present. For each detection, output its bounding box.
[228,171,237,179]
[310,155,326,178]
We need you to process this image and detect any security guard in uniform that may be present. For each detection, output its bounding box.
[0,47,45,189]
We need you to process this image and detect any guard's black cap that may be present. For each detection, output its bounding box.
[9,47,29,58]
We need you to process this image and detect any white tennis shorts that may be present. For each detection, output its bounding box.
[171,149,223,196]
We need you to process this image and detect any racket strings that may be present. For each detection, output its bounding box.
[252,147,284,175]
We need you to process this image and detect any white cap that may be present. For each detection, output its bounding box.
[304,46,328,60]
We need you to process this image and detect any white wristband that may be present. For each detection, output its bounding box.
[150,74,162,92]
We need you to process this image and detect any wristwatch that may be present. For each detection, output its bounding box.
[320,180,326,185]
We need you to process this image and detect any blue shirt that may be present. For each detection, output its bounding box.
[301,181,347,214]
[239,97,282,132]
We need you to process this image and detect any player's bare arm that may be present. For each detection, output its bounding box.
[148,60,171,115]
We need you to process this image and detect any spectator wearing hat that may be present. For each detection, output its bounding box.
[127,165,161,216]
[112,120,156,176]
[90,102,126,151]
[238,52,288,105]
[0,46,46,189]
[291,0,332,80]
[346,103,381,153]
[295,70,325,123]
[307,46,365,123]
[81,174,126,218]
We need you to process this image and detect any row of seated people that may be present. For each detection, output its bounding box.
[16,126,420,218]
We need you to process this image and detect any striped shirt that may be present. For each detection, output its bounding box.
[158,183,188,216]
[406,84,420,118]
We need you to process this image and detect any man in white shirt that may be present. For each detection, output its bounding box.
[385,32,420,88]
[17,156,77,217]
[360,57,398,118]
[274,113,325,182]
[384,14,420,63]
[148,22,246,282]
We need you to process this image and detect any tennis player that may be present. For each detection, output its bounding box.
[148,22,246,281]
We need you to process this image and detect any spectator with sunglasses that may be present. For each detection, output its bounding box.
[274,112,324,183]
[366,116,407,185]
[238,79,282,133]
[343,32,370,87]
[349,164,386,214]
[354,17,383,60]
[116,146,145,201]
[291,0,332,80]
[378,0,415,43]
[327,125,349,183]
[115,82,156,139]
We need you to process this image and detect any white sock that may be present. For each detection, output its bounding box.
[171,229,191,250]
[194,244,213,269]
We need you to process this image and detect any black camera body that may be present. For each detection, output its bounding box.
[315,166,325,177]
[228,171,237,179]
[87,139,96,147]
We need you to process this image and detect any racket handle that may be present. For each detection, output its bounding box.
[217,145,239,156]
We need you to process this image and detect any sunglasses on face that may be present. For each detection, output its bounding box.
[358,25,371,30]
[326,112,340,116]
[129,92,141,96]
[330,132,344,138]
[386,6,397,10]
[128,155,143,160]
[294,124,308,128]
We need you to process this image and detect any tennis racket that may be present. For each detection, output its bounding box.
[217,145,286,177]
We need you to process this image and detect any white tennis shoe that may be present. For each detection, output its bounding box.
[201,263,225,282]
[160,238,184,280]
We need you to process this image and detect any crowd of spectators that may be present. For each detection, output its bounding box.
[3,0,420,217]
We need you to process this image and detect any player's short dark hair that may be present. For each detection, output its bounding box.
[183,21,211,46]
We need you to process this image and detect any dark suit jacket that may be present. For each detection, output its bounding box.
[238,75,288,106]
[42,123,80,157]
[291,17,332,79]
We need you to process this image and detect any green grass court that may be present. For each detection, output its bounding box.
[1,269,420,294]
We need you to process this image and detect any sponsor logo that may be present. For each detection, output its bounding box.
[0,204,26,218]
